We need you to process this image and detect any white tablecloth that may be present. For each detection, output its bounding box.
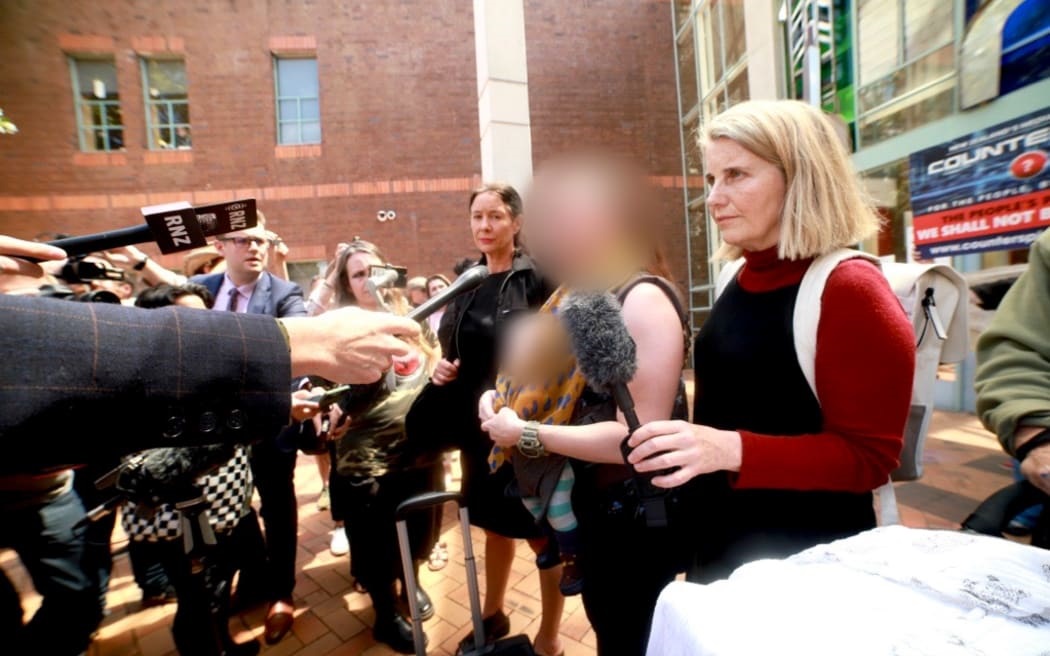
[647,526,1050,656]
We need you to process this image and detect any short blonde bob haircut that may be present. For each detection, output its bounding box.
[701,99,880,261]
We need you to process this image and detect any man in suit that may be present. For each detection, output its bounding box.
[1,233,418,652]
[192,222,306,644]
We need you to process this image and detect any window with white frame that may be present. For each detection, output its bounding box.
[69,58,124,152]
[141,58,191,149]
[274,57,321,145]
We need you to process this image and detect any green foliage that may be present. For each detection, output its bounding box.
[0,108,18,135]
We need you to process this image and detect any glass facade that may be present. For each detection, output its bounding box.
[855,0,957,146]
[672,0,1045,317]
[851,0,1043,269]
[673,0,751,330]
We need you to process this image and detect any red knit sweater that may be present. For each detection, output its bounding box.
[732,248,915,493]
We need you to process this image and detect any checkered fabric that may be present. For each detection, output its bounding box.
[121,445,253,542]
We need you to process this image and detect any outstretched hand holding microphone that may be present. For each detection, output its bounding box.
[409,264,491,386]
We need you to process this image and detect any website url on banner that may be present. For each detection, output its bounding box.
[925,231,1041,256]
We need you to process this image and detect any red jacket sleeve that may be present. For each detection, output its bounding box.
[734,260,915,492]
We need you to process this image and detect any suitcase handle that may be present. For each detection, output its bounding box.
[396,491,487,654]
[395,490,462,520]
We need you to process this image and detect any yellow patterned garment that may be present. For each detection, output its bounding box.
[488,286,589,471]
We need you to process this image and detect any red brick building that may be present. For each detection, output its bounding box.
[0,0,685,286]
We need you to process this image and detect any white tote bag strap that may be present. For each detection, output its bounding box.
[792,249,897,525]
[792,248,881,401]
[714,258,746,300]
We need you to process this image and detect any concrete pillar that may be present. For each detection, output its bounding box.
[743,0,786,100]
[473,0,533,192]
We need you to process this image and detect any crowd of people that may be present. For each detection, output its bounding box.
[0,98,1046,656]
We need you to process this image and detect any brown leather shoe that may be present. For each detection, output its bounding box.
[264,599,295,645]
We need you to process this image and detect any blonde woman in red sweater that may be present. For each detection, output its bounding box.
[628,100,915,582]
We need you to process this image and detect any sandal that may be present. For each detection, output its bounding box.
[427,541,449,572]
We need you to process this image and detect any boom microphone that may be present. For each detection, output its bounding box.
[560,291,641,432]
[47,198,258,258]
[408,264,489,322]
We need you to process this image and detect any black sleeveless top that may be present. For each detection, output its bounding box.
[689,277,876,581]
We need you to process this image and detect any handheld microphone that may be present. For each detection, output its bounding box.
[369,268,401,289]
[408,265,489,322]
[561,291,673,526]
[46,198,258,258]
[560,291,641,432]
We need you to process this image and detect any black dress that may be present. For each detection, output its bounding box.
[408,252,553,539]
[688,275,876,583]
[454,271,544,538]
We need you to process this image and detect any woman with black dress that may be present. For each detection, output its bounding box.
[407,184,564,656]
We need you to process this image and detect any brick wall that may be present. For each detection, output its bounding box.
[526,0,687,287]
[0,0,685,284]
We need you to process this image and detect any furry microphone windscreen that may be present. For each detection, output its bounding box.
[118,444,232,497]
[561,291,638,391]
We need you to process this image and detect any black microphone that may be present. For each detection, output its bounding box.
[561,291,673,527]
[46,198,259,258]
[408,264,489,322]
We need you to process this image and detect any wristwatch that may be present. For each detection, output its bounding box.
[517,421,546,458]
[133,255,150,271]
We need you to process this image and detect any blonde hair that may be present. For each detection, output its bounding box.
[701,100,880,261]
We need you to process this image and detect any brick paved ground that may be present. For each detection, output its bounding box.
[3,410,1015,656]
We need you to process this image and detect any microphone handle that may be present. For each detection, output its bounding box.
[408,292,451,323]
[365,280,392,313]
[48,224,154,258]
[613,381,673,528]
[612,383,641,434]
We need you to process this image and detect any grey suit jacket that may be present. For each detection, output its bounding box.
[0,294,293,473]
[192,271,307,319]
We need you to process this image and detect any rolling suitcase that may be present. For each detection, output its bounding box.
[396,491,536,656]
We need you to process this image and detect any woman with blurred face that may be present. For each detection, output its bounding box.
[627,100,915,582]
[407,185,564,655]
[478,156,690,655]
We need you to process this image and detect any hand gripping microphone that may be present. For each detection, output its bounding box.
[408,264,489,322]
[560,291,673,527]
